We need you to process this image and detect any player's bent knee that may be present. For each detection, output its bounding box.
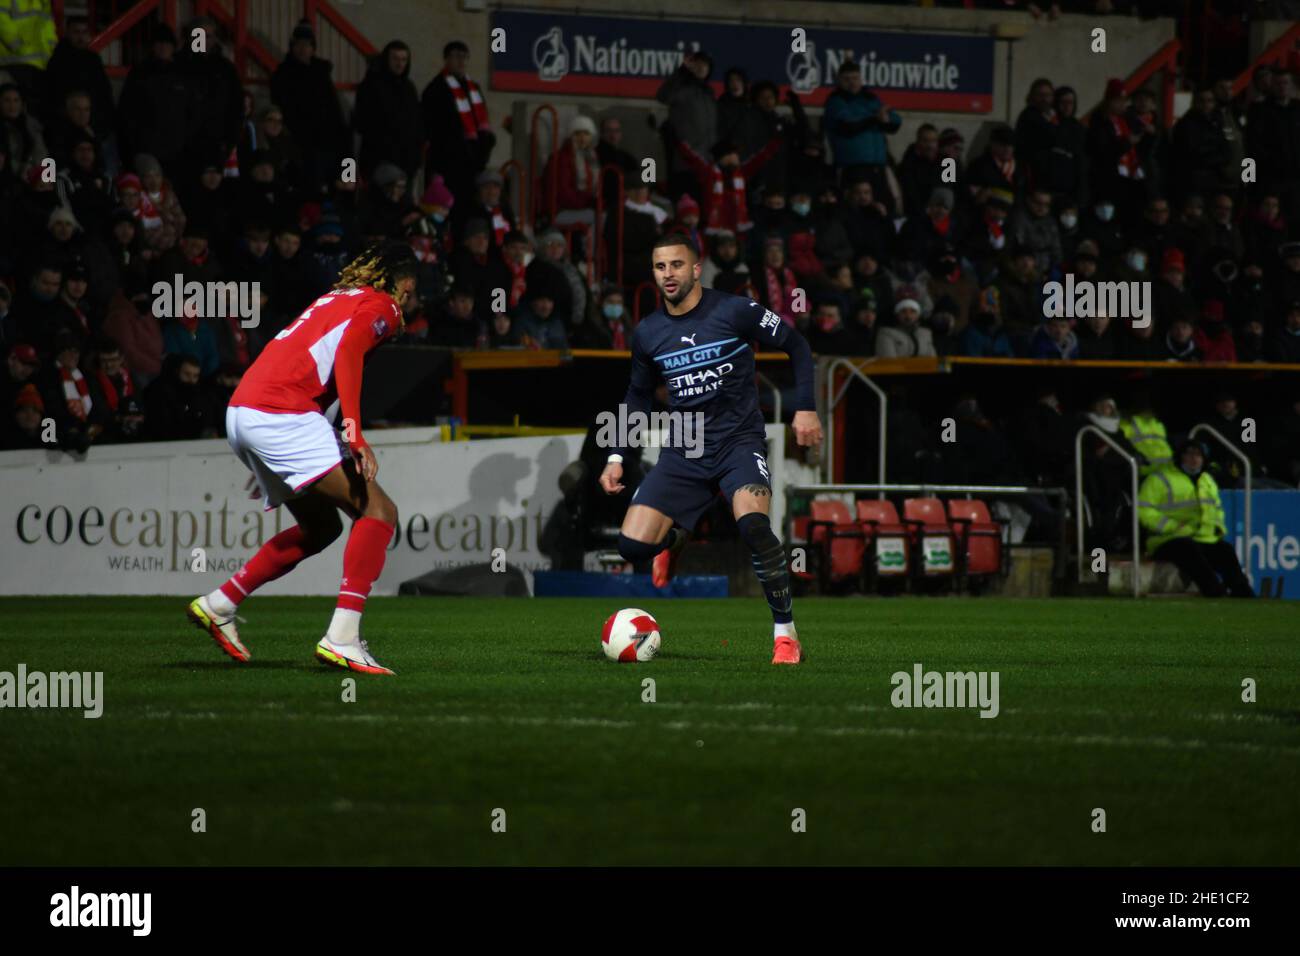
[365,488,398,526]
[617,532,663,563]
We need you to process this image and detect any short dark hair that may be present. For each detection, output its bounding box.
[652,232,700,260]
[443,41,468,59]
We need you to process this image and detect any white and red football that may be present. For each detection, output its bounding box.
[600,608,661,662]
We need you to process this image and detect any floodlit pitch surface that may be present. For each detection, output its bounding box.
[1,596,1297,866]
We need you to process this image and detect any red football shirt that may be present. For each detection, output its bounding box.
[230,286,401,448]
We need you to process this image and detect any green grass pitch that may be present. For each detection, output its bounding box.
[1,595,1297,866]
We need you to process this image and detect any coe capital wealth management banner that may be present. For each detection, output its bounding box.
[490,10,994,112]
[0,430,582,596]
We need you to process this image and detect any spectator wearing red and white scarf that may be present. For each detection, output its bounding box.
[41,329,102,449]
[1087,79,1151,230]
[421,40,496,205]
[757,235,804,330]
[451,169,516,249]
[676,135,782,243]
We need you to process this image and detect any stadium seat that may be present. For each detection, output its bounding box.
[855,499,910,589]
[902,497,957,586]
[807,500,866,593]
[946,499,1008,591]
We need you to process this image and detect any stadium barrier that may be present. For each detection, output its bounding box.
[1074,424,1141,599]
[0,430,583,596]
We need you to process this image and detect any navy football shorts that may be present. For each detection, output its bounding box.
[629,436,772,531]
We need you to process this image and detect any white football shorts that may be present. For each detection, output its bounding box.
[226,406,345,509]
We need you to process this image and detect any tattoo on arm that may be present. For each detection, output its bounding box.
[739,483,771,497]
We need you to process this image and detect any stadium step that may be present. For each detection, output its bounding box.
[1106,560,1197,597]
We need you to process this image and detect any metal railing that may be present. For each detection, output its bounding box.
[593,163,626,288]
[527,104,559,230]
[1190,422,1253,586]
[1075,425,1140,598]
[823,358,886,498]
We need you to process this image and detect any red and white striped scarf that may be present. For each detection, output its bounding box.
[609,317,626,350]
[443,70,489,141]
[61,366,91,419]
[507,258,526,307]
[1111,115,1144,179]
[95,369,133,412]
[488,204,510,246]
[764,264,798,328]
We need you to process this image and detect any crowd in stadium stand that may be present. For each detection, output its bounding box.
[2,14,1300,462]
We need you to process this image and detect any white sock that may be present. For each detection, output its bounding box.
[774,622,795,640]
[326,607,363,645]
[206,588,238,620]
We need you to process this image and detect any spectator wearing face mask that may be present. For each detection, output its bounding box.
[1078,393,1143,552]
[1080,193,1125,266]
[921,244,976,330]
[1056,200,1082,263]
[1114,242,1150,284]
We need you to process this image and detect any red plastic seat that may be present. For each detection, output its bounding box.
[808,499,865,588]
[947,499,1005,578]
[856,499,909,579]
[902,497,956,578]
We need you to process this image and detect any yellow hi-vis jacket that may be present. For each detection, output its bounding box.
[1137,465,1227,556]
[1121,413,1173,476]
[0,0,57,70]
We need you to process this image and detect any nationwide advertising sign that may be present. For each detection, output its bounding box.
[490,10,994,112]
[1222,489,1300,599]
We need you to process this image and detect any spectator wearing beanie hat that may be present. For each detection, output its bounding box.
[1152,246,1198,329]
[116,170,173,252]
[514,268,568,350]
[3,383,48,450]
[133,152,185,242]
[669,194,705,252]
[544,114,601,245]
[876,297,936,358]
[2,343,40,406]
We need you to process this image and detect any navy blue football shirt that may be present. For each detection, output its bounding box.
[615,287,816,462]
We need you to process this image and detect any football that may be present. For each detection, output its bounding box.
[600,608,662,662]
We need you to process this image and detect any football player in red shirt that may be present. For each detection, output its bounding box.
[186,242,418,676]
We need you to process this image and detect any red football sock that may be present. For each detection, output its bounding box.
[219,525,312,606]
[336,517,395,612]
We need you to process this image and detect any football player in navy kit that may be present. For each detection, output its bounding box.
[599,233,822,664]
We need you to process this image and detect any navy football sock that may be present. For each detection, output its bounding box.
[736,512,793,625]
